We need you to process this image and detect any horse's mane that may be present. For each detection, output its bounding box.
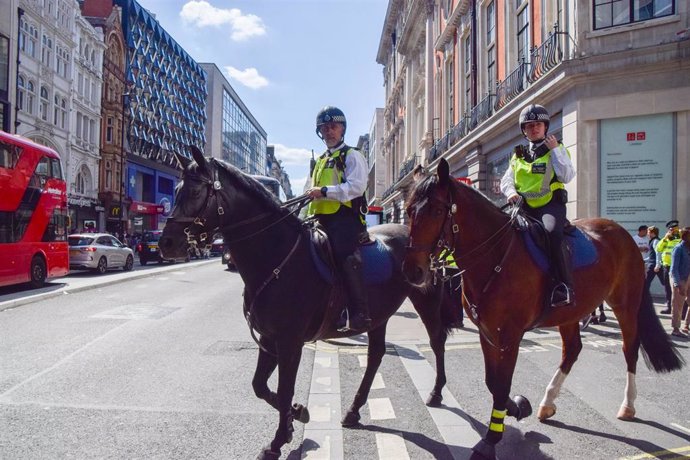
[408,172,507,220]
[212,158,286,214]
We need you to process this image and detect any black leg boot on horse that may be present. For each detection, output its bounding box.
[550,238,576,308]
[340,251,372,332]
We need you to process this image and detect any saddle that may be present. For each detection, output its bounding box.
[305,222,395,341]
[512,212,598,272]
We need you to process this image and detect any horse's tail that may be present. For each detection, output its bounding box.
[638,289,685,373]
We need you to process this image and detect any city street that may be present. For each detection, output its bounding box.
[1,261,689,459]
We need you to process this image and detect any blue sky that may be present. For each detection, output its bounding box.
[135,0,389,194]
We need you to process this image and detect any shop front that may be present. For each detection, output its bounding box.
[67,195,102,234]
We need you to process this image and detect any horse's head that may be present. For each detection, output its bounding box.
[159,146,225,260]
[402,158,456,285]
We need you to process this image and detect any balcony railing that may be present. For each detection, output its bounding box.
[528,22,566,83]
[495,60,527,110]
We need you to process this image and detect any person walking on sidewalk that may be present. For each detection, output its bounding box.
[670,227,690,338]
[656,220,682,314]
[645,226,664,294]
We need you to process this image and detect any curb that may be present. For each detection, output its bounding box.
[0,259,218,312]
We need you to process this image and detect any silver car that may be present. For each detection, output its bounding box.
[68,233,135,274]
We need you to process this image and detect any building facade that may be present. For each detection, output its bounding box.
[201,62,267,176]
[0,0,18,132]
[376,0,689,233]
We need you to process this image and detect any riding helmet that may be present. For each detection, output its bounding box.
[519,104,550,133]
[316,106,347,138]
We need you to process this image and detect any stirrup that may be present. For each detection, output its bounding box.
[550,283,574,307]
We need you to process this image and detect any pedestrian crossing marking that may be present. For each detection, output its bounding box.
[670,423,690,434]
[357,355,367,367]
[375,433,410,460]
[619,445,690,459]
[372,373,385,390]
[368,397,395,420]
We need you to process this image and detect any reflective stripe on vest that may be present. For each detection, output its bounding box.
[307,148,353,216]
[511,149,566,208]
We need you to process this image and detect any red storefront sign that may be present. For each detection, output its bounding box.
[130,200,164,214]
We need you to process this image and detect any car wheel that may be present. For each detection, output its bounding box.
[124,255,134,271]
[96,257,107,274]
[29,256,47,289]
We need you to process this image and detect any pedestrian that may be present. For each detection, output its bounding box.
[645,226,664,294]
[669,227,690,338]
[306,106,371,332]
[632,225,649,261]
[655,220,682,314]
[500,103,576,307]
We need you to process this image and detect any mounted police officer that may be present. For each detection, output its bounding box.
[306,106,371,332]
[500,104,576,307]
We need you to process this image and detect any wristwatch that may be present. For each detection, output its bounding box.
[320,186,328,197]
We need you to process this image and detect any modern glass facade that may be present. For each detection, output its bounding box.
[221,88,266,174]
[115,0,207,165]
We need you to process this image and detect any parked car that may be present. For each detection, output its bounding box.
[209,238,225,257]
[136,230,189,265]
[68,233,135,274]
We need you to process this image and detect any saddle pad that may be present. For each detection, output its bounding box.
[522,226,598,272]
[309,238,394,285]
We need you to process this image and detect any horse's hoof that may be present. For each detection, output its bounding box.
[341,410,361,427]
[537,405,556,421]
[257,447,281,460]
[471,439,496,460]
[513,395,532,420]
[292,403,310,424]
[426,392,443,407]
[617,405,636,421]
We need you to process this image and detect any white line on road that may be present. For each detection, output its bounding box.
[670,422,690,434]
[368,397,395,420]
[375,433,411,460]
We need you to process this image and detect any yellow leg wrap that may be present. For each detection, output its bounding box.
[489,422,505,432]
[491,408,507,419]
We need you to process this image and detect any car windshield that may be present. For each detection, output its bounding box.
[69,236,94,246]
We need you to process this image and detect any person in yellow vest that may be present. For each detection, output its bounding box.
[500,104,576,307]
[306,106,371,332]
[655,220,682,314]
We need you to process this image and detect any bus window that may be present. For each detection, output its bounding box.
[0,141,20,169]
[50,158,63,179]
[35,156,49,176]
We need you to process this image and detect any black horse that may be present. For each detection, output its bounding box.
[159,147,456,459]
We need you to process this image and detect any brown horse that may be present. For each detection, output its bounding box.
[402,158,683,460]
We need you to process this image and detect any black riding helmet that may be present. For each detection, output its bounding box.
[316,106,347,140]
[519,104,550,136]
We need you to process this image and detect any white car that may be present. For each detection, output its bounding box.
[68,233,135,274]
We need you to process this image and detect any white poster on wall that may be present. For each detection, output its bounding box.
[599,113,674,233]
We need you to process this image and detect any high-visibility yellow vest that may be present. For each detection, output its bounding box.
[307,147,353,216]
[510,146,568,208]
[657,235,681,267]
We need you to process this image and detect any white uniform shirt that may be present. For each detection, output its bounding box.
[500,141,576,199]
[319,141,368,203]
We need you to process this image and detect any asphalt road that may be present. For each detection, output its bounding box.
[1,261,689,459]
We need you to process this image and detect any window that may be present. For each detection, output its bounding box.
[446,56,454,128]
[41,34,52,67]
[76,169,85,194]
[40,86,49,121]
[517,5,530,62]
[464,35,471,113]
[486,1,496,44]
[17,76,25,110]
[26,81,35,114]
[106,117,113,143]
[60,98,67,129]
[53,94,59,125]
[0,35,8,94]
[0,141,20,169]
[487,46,496,94]
[594,0,674,29]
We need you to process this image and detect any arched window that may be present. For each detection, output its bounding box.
[26,81,35,114]
[75,165,92,195]
[17,76,25,110]
[40,86,49,121]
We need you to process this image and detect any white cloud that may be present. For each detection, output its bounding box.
[180,1,266,41]
[273,143,313,166]
[224,66,269,89]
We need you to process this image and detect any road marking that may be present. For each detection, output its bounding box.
[372,373,385,390]
[302,344,343,459]
[375,433,410,460]
[670,423,690,434]
[396,344,481,460]
[619,445,690,459]
[368,397,395,420]
[358,355,367,367]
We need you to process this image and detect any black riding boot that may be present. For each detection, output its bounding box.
[551,243,576,307]
[340,252,371,332]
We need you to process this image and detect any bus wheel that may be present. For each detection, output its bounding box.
[29,256,46,289]
[96,257,108,274]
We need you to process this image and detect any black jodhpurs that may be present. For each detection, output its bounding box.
[316,207,364,264]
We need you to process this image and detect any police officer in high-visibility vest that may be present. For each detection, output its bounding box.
[306,106,371,332]
[655,220,682,314]
[500,104,576,307]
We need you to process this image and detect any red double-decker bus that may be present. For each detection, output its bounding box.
[0,131,69,288]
